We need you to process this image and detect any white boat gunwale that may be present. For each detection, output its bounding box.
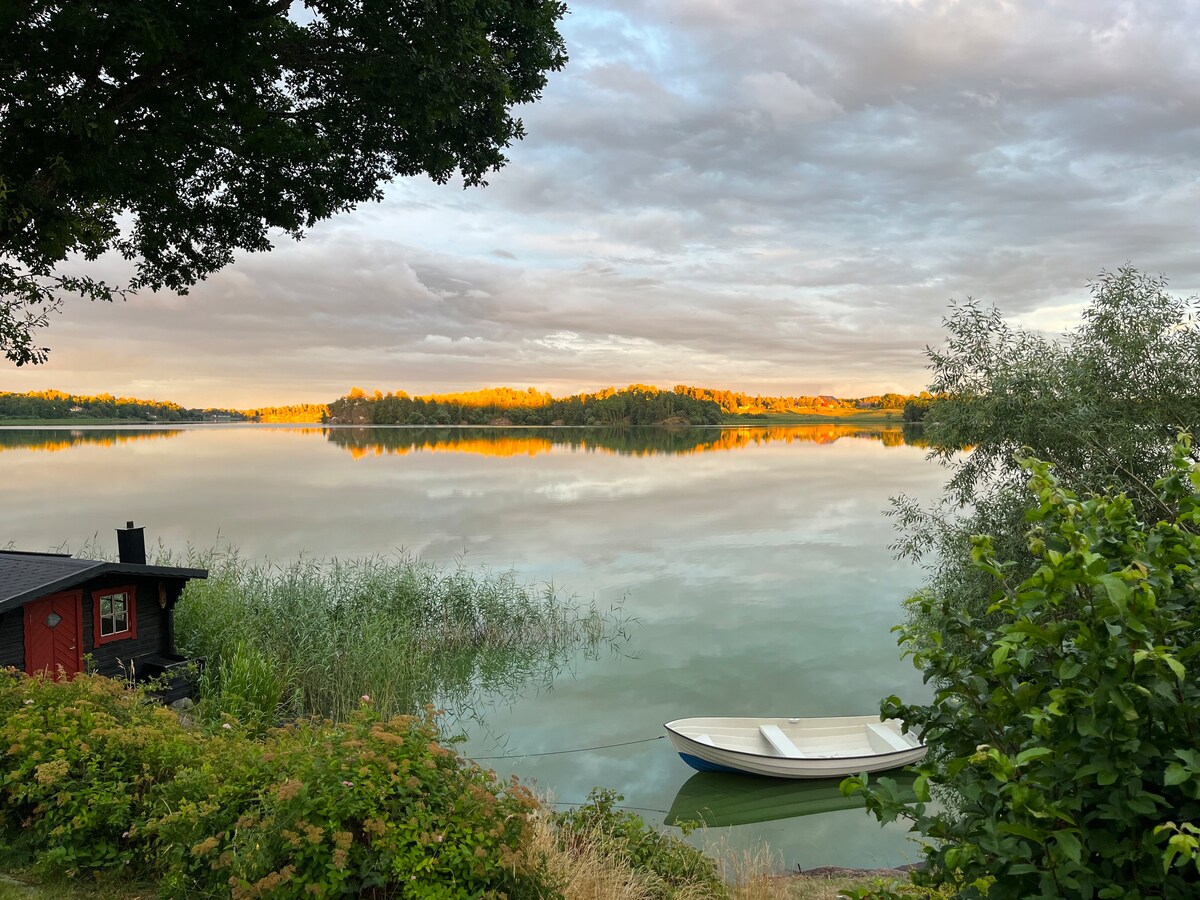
[663,715,927,779]
[668,727,922,760]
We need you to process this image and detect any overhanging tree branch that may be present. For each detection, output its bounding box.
[0,0,568,364]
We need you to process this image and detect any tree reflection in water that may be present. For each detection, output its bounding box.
[0,428,183,453]
[325,424,928,459]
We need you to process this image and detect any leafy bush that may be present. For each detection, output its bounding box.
[143,706,550,899]
[555,789,728,899]
[890,267,1200,662]
[847,441,1200,898]
[919,268,1200,511]
[838,878,970,899]
[0,672,556,898]
[0,670,199,874]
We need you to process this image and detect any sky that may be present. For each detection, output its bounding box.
[8,0,1200,408]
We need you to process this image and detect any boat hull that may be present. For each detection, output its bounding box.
[664,715,927,779]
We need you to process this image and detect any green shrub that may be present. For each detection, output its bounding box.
[0,672,557,898]
[0,671,199,874]
[839,879,971,899]
[847,440,1200,898]
[143,705,552,899]
[890,267,1200,669]
[555,788,727,899]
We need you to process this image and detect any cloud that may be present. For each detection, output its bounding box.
[8,0,1200,405]
[740,72,844,124]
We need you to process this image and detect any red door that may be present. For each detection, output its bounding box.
[24,591,84,679]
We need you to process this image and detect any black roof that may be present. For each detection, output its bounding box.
[0,552,207,615]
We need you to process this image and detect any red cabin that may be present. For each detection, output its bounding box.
[0,523,206,697]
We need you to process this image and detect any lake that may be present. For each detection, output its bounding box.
[1,422,946,870]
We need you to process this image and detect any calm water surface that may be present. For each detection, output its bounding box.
[2,423,945,869]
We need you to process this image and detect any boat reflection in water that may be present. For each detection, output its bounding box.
[664,770,917,828]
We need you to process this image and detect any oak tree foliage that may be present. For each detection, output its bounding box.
[0,0,568,364]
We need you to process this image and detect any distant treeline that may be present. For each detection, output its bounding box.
[326,384,933,426]
[901,395,947,423]
[327,385,725,426]
[674,386,927,415]
[245,403,328,423]
[1,386,935,426]
[0,390,250,422]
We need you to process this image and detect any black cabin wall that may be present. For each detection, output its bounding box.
[0,609,23,671]
[80,575,172,677]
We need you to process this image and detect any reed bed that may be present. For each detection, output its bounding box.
[166,547,620,724]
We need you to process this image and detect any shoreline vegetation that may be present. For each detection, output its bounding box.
[1,409,906,428]
[0,543,918,900]
[0,674,917,900]
[169,548,625,726]
[0,873,919,900]
[0,385,924,428]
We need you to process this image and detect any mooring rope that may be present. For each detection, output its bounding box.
[549,800,670,814]
[469,734,666,761]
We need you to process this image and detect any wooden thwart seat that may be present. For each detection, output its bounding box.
[866,722,912,752]
[760,724,807,758]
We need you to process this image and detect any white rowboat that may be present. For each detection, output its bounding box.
[664,715,927,779]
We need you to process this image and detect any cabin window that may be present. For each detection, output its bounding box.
[94,586,137,645]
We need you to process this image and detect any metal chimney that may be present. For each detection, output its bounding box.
[117,520,146,564]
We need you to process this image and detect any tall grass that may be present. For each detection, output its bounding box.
[167,547,621,724]
[524,798,878,900]
[195,641,284,732]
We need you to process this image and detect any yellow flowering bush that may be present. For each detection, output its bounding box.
[145,706,550,898]
[0,670,201,873]
[0,672,554,898]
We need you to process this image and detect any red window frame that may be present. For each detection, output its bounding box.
[93,585,138,646]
